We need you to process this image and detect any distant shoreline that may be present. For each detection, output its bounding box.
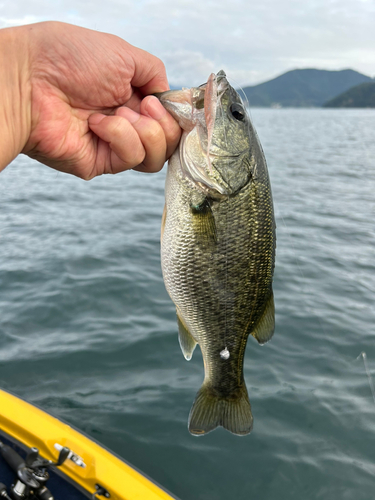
[235,68,375,108]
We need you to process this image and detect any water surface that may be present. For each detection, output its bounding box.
[1,109,374,499]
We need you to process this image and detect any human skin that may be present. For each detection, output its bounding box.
[0,21,181,179]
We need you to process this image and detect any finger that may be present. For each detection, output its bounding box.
[115,107,167,173]
[140,96,181,160]
[88,113,146,173]
[123,89,143,113]
[127,45,169,95]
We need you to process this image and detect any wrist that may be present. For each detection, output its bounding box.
[0,25,31,171]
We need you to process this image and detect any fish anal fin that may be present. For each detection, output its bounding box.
[177,310,197,361]
[251,290,275,345]
[190,197,217,245]
[188,383,253,436]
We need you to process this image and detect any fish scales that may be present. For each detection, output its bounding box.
[159,70,275,436]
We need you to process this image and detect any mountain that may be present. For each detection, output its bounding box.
[323,82,375,108]
[241,69,372,107]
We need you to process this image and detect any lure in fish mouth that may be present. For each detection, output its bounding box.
[158,70,252,197]
[158,71,276,436]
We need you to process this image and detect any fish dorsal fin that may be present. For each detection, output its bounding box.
[177,310,197,361]
[190,197,217,245]
[251,290,275,345]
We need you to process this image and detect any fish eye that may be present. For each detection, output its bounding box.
[229,103,245,121]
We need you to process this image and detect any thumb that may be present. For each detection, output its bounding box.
[127,45,170,95]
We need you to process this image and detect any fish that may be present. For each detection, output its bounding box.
[158,70,276,436]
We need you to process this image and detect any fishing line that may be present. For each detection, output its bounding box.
[356,351,375,406]
[218,90,228,149]
[281,213,375,409]
[220,102,229,359]
[227,76,250,109]
[209,75,230,359]
[223,198,229,358]
[219,85,228,355]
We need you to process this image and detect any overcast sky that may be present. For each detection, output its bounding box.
[1,0,374,87]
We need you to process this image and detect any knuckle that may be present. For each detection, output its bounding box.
[146,156,166,173]
[131,148,146,166]
[143,120,163,145]
[151,161,165,173]
[78,167,97,181]
[154,57,167,76]
[80,173,92,181]
[110,117,125,138]
[169,123,181,143]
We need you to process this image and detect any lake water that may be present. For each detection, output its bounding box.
[0,108,374,499]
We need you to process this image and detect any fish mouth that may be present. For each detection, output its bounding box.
[198,69,228,90]
[158,71,236,196]
[155,70,229,127]
[190,71,232,195]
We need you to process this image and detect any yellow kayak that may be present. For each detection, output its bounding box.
[0,388,178,500]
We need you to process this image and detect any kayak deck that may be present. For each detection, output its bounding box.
[0,389,178,500]
[0,430,89,499]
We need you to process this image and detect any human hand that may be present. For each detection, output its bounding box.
[0,22,181,179]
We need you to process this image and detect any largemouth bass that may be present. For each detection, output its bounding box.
[158,70,276,436]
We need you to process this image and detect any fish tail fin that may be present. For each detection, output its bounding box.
[188,383,253,436]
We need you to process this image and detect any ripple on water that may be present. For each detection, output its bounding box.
[1,109,375,500]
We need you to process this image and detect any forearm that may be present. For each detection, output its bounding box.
[0,25,31,171]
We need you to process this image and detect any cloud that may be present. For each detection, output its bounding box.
[161,50,216,87]
[0,15,40,28]
[0,0,374,85]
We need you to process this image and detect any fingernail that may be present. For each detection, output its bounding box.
[144,96,167,121]
[89,113,106,125]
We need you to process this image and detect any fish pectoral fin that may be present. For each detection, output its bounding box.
[190,198,217,245]
[188,383,253,436]
[177,310,197,361]
[251,290,275,345]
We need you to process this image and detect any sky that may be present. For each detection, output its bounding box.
[1,0,374,88]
